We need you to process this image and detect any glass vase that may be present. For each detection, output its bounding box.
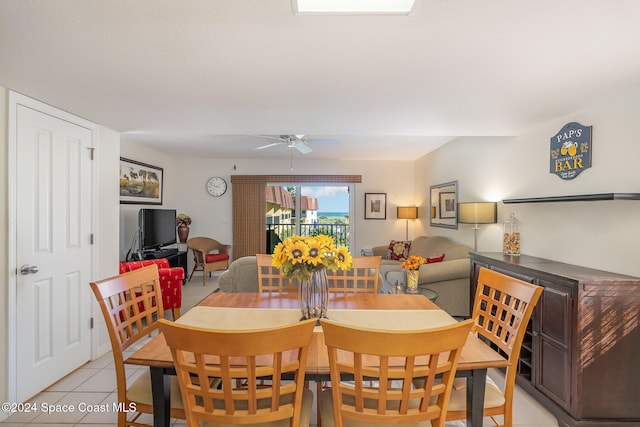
[406,269,419,293]
[298,268,329,322]
[503,212,521,256]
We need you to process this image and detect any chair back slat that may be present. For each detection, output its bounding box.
[321,318,474,427]
[159,318,316,426]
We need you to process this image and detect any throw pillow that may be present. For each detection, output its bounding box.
[387,240,411,260]
[427,253,445,263]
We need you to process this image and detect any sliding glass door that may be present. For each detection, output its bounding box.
[266,184,353,253]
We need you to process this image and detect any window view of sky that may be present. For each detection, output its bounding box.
[302,186,349,213]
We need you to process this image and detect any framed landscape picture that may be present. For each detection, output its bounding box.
[119,157,164,204]
[364,193,386,220]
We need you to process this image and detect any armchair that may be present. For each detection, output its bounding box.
[119,258,184,319]
[187,237,231,286]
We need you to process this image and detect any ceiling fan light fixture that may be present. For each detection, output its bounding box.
[294,0,417,15]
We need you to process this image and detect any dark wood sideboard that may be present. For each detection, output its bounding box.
[469,253,640,427]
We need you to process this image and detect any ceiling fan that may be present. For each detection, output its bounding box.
[254,135,339,154]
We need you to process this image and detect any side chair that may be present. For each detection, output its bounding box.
[187,237,231,286]
[319,318,475,427]
[256,253,297,293]
[90,265,185,427]
[158,318,317,427]
[444,267,543,427]
[327,255,381,293]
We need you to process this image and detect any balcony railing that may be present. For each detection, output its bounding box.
[266,223,350,253]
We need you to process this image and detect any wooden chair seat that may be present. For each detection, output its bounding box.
[446,377,506,411]
[126,371,185,410]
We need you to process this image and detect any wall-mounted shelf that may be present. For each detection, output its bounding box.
[502,193,640,204]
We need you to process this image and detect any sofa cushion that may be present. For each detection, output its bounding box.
[387,240,411,260]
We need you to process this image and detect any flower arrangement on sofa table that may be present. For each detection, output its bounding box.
[402,255,427,293]
[271,234,353,281]
[401,255,427,271]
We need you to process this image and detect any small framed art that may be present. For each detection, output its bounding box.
[119,157,164,204]
[429,181,458,229]
[364,193,387,220]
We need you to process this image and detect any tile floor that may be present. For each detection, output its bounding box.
[1,272,559,426]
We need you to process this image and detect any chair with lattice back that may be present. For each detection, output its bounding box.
[319,318,475,427]
[327,255,381,293]
[256,253,297,293]
[90,265,185,427]
[444,267,543,427]
[158,318,317,427]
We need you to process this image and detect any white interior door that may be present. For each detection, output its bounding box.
[14,103,93,401]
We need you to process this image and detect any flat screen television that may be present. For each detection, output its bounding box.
[139,208,177,251]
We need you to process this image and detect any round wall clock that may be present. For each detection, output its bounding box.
[206,176,227,197]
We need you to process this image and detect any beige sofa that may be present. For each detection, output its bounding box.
[218,256,260,292]
[371,236,472,317]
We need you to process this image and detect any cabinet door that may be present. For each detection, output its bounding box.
[534,278,574,411]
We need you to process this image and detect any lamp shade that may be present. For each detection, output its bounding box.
[397,206,418,219]
[458,202,497,224]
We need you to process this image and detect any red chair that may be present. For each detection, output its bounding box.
[119,258,183,319]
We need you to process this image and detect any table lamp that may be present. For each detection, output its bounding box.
[457,202,497,251]
[397,206,418,240]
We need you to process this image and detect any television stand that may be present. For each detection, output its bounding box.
[143,248,188,278]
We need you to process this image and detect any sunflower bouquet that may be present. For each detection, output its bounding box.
[402,255,427,271]
[271,234,353,281]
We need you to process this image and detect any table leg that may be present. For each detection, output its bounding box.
[150,366,171,427]
[467,368,487,427]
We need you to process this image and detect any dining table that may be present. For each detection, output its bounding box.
[125,291,508,427]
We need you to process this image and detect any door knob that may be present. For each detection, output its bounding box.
[20,264,40,275]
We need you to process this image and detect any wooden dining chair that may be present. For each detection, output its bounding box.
[444,267,543,427]
[256,253,297,293]
[327,255,381,293]
[319,318,475,427]
[157,318,317,427]
[90,265,185,427]
[187,237,231,286]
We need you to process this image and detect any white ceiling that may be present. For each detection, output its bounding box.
[2,0,640,161]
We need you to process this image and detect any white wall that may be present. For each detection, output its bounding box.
[416,84,640,277]
[119,143,417,264]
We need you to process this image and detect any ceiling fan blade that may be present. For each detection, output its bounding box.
[306,138,341,144]
[255,142,282,150]
[293,142,312,154]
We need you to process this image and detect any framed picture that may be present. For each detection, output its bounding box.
[119,157,164,205]
[429,181,458,229]
[364,193,387,220]
[439,192,456,218]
